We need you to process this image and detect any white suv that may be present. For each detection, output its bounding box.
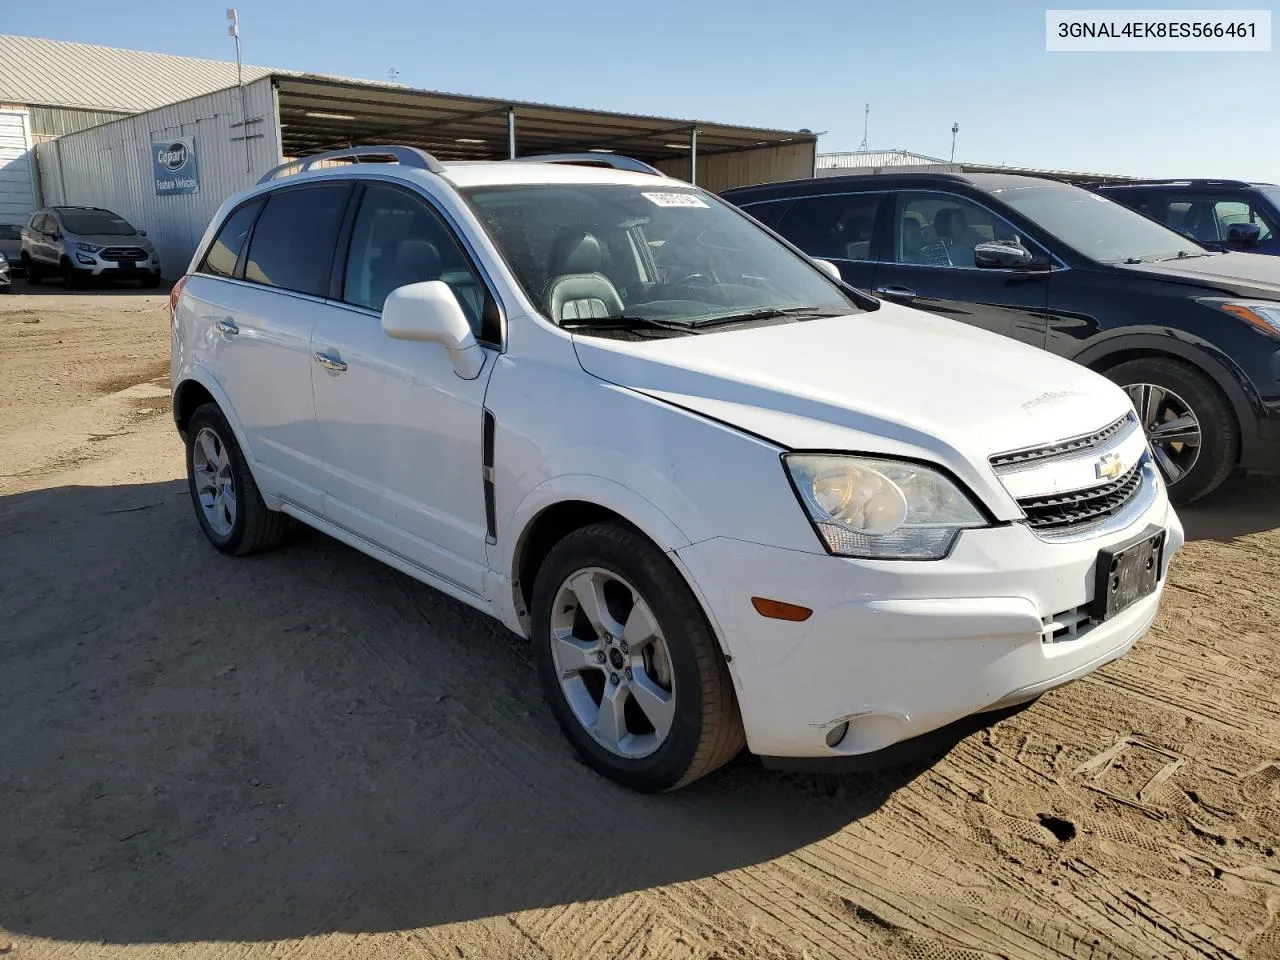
[171,146,1184,792]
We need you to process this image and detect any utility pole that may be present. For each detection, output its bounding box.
[228,9,249,173]
[858,103,869,152]
[950,121,960,165]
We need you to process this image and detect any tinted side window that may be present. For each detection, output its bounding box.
[244,184,350,297]
[343,183,490,337]
[889,193,1021,267]
[776,194,880,261]
[198,200,262,278]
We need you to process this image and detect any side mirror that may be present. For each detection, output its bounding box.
[812,258,843,282]
[381,280,485,380]
[974,240,1042,270]
[1226,222,1261,247]
[139,229,148,237]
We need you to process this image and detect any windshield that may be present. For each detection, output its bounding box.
[0,225,20,241]
[993,182,1207,263]
[1259,186,1280,216]
[462,183,860,329]
[58,210,136,236]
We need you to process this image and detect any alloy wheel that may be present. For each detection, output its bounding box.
[549,567,676,759]
[192,426,237,536]
[1124,382,1202,485]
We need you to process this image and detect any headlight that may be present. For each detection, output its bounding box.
[76,242,104,253]
[0,251,7,262]
[784,454,987,559]
[1200,298,1280,338]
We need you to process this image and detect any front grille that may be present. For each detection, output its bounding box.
[1017,459,1144,531]
[990,413,1137,473]
[101,247,147,262]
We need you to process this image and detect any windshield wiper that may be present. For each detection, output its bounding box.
[1160,250,1216,261]
[562,314,697,334]
[688,306,843,328]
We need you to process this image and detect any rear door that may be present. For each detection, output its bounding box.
[191,183,352,512]
[869,190,1052,348]
[310,180,498,596]
[766,192,884,290]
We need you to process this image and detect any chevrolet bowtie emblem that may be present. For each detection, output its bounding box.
[1095,452,1124,480]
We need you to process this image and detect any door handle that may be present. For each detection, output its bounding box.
[875,286,917,304]
[313,351,348,373]
[213,318,239,336]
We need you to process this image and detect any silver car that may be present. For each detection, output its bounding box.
[0,224,18,290]
[20,206,161,288]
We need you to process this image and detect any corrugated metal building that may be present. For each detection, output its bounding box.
[0,34,394,223]
[37,62,818,277]
[817,149,956,176]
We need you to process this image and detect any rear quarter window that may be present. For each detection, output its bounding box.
[198,200,263,278]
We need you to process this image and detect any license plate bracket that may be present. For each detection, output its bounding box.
[117,260,135,272]
[1091,525,1165,623]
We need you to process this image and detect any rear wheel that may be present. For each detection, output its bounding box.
[1103,356,1238,504]
[184,403,291,555]
[531,522,744,792]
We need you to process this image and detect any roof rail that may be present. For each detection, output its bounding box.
[514,153,666,176]
[256,145,446,185]
[1095,178,1255,189]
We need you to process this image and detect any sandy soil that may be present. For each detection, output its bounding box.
[2,279,1279,960]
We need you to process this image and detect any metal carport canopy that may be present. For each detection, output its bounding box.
[272,74,815,182]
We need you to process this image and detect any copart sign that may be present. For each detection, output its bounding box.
[152,138,199,196]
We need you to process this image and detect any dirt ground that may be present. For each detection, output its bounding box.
[2,279,1279,960]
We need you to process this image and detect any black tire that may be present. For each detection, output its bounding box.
[61,259,87,289]
[1103,356,1238,505]
[184,403,291,556]
[531,521,744,792]
[141,272,162,289]
[23,255,41,284]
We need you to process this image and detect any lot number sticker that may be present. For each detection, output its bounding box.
[642,192,709,209]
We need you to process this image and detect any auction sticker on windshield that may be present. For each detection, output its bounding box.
[643,192,709,208]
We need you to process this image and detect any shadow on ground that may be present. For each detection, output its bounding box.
[0,480,981,945]
[4,276,173,297]
[1178,473,1280,542]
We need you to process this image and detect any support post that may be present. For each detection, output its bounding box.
[690,127,698,185]
[507,108,516,160]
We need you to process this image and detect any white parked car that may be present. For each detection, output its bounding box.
[171,146,1184,792]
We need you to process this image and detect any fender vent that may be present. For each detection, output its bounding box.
[482,409,496,543]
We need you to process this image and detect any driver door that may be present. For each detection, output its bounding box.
[870,191,1050,347]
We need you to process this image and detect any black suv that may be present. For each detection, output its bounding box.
[1095,179,1280,258]
[721,173,1280,503]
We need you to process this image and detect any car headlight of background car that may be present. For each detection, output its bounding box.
[1201,298,1280,338]
[76,242,104,254]
[784,454,987,559]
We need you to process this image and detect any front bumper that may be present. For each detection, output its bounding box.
[674,486,1183,760]
[72,250,160,277]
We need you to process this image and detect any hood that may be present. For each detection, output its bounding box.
[572,302,1133,516]
[74,233,150,248]
[1117,251,1280,299]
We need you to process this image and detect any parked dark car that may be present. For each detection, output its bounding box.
[721,172,1280,503]
[1095,179,1280,257]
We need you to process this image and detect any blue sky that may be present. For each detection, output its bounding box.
[7,0,1277,180]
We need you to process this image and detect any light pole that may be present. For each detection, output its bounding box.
[228,9,249,173]
[950,122,959,166]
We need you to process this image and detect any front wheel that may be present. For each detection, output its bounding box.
[23,255,41,284]
[184,403,291,555]
[531,522,744,792]
[1104,357,1239,504]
